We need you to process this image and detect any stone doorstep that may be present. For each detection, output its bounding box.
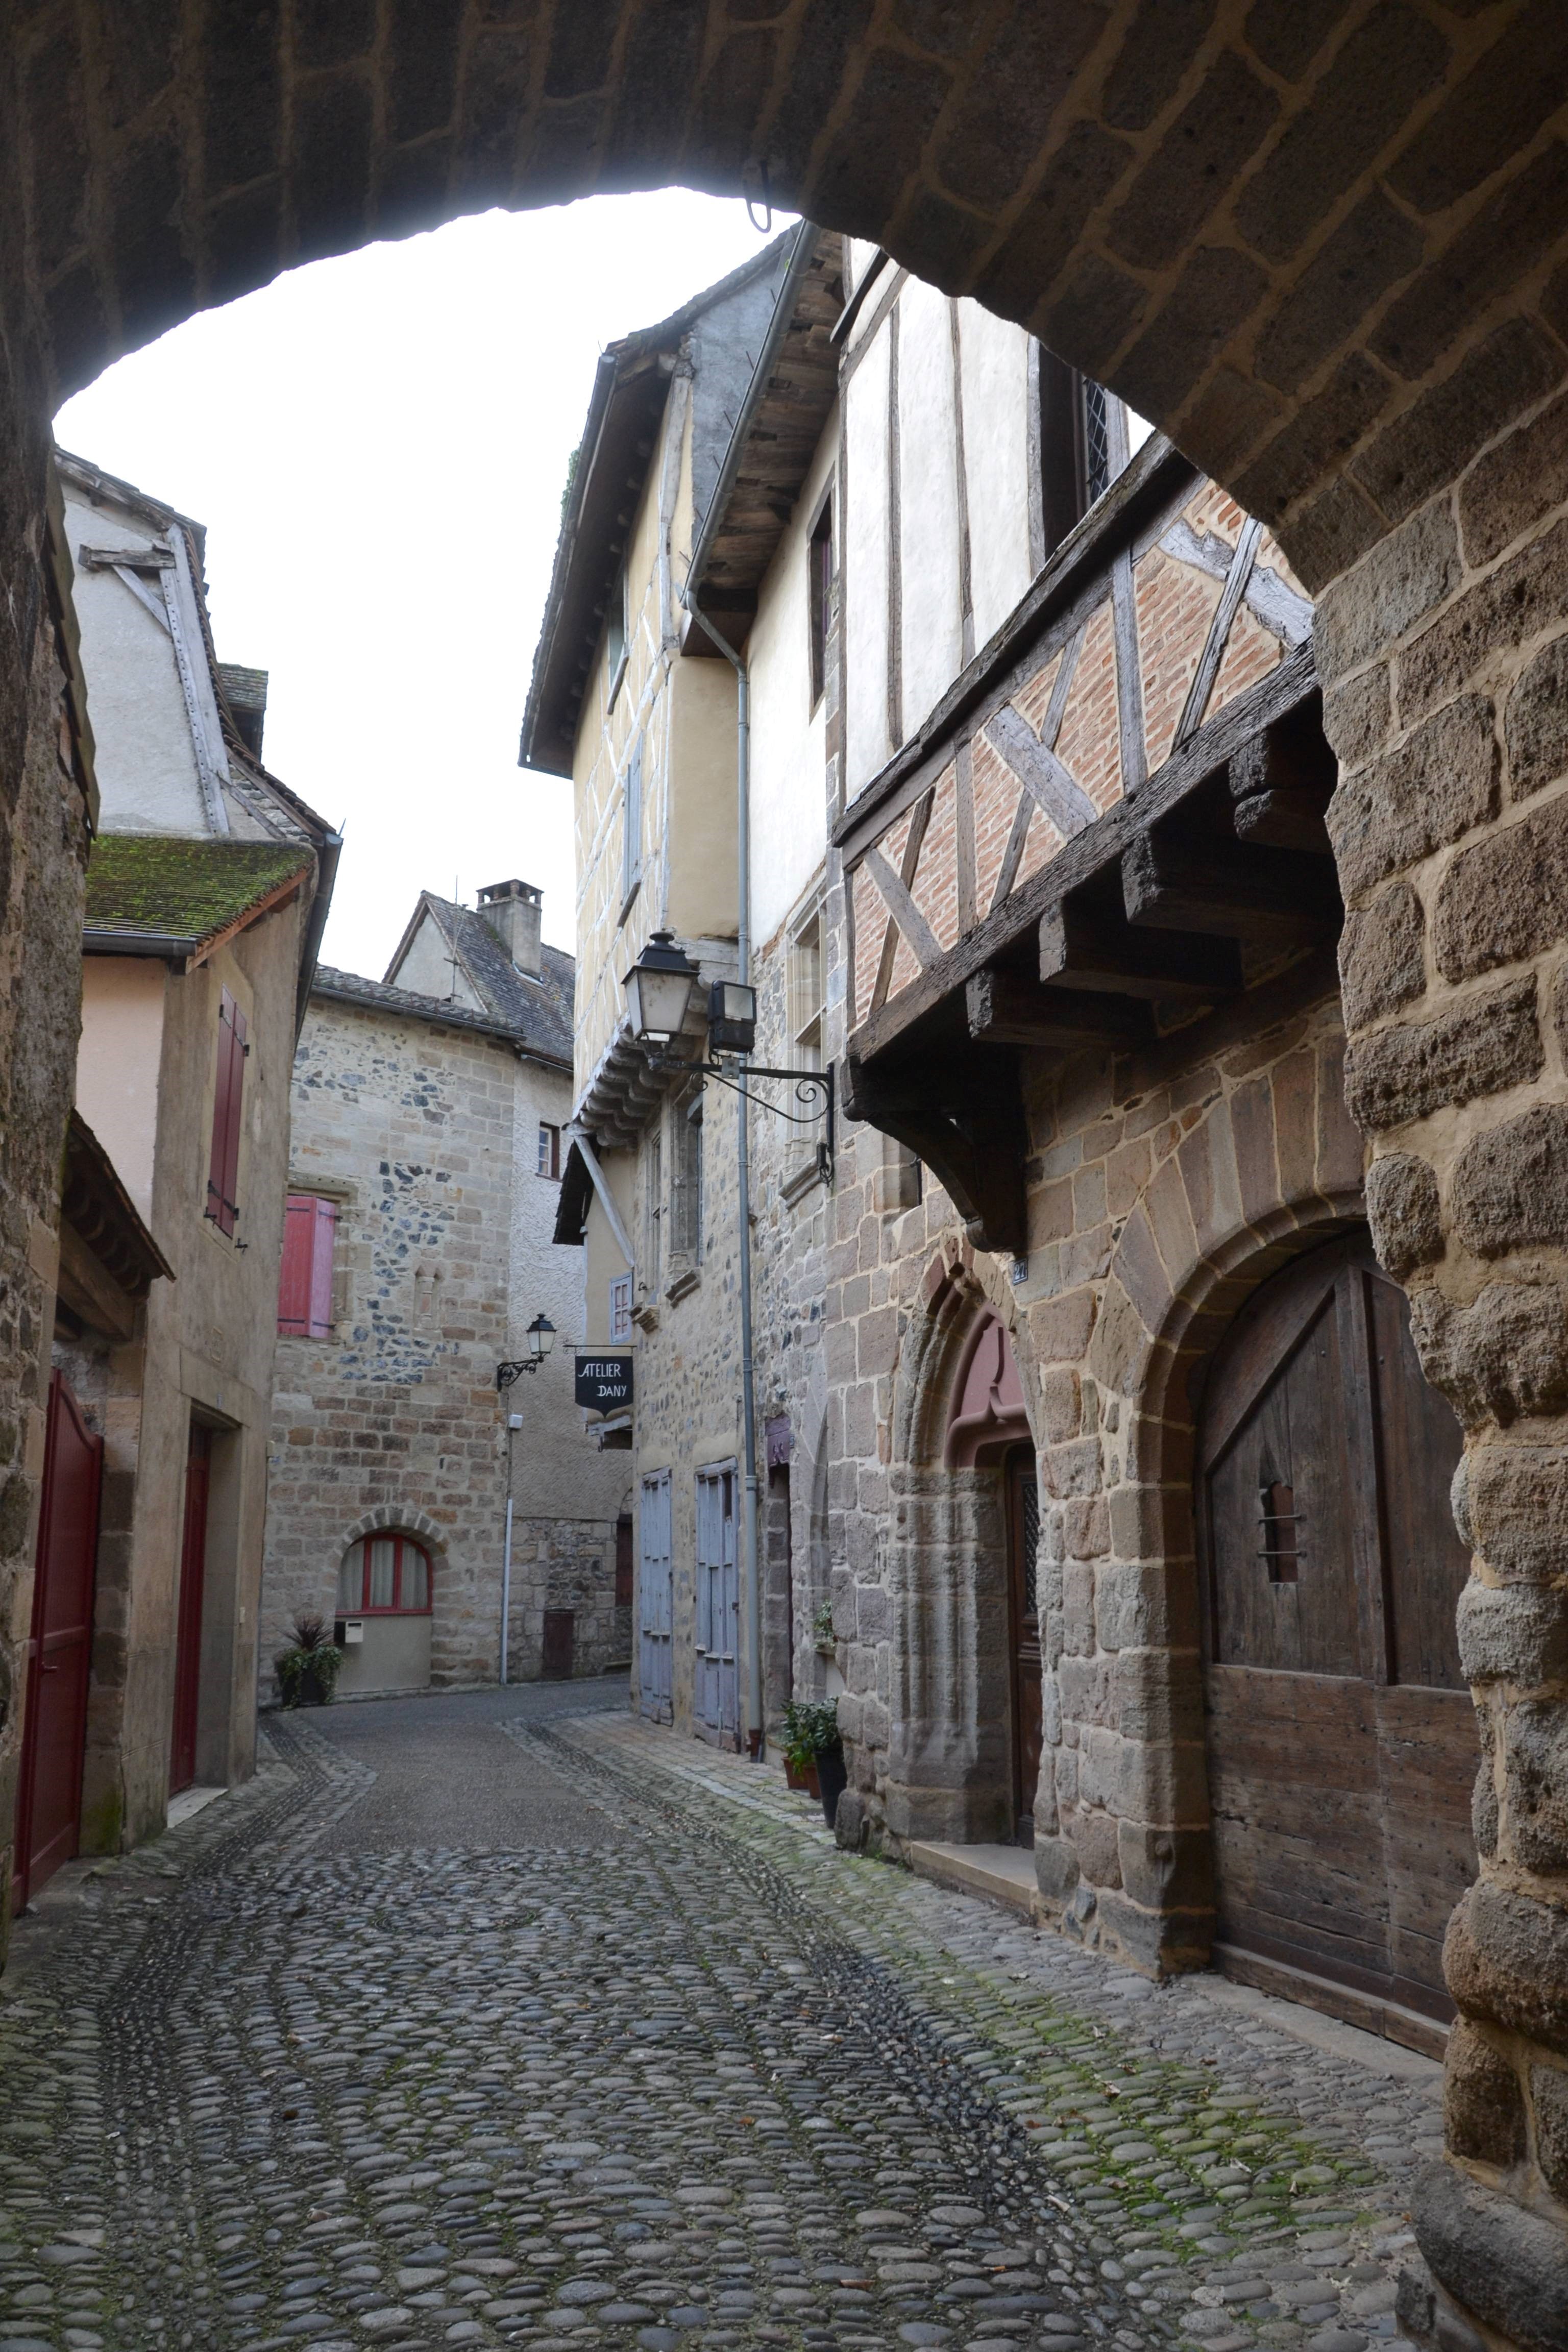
[906,1842,1038,1919]
[165,1782,226,1827]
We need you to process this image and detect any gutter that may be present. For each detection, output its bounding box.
[294,830,342,1038]
[83,927,201,961]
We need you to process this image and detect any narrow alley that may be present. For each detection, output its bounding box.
[2,1683,1435,2352]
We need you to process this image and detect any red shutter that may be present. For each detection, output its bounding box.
[307,1197,336,1338]
[278,1194,336,1338]
[278,1195,313,1333]
[206,991,246,1237]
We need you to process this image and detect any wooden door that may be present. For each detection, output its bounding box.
[695,1466,739,1745]
[1006,1446,1043,1844]
[169,1423,211,1796]
[542,1609,575,1678]
[639,1471,672,1723]
[11,1374,103,1911]
[1197,1231,1475,2037]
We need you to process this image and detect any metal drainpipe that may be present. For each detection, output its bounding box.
[500,1420,516,1686]
[679,587,764,1759]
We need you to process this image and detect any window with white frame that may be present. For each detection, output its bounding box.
[788,904,824,1074]
[621,735,643,911]
[643,1120,663,1293]
[606,568,629,706]
[609,1272,632,1343]
[537,1121,561,1179]
[670,1090,703,1262]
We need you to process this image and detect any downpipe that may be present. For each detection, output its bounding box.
[679,584,764,1761]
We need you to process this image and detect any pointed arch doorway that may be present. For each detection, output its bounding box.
[947,1315,1041,1843]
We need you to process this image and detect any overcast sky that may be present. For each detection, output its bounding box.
[55,193,789,981]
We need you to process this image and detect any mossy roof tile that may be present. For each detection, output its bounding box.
[85,835,309,946]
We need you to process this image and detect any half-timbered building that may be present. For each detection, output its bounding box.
[540,231,1478,2063]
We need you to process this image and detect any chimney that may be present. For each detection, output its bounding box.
[478,878,543,977]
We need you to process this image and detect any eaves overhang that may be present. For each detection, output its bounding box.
[520,237,796,776]
[519,349,673,777]
[681,224,842,651]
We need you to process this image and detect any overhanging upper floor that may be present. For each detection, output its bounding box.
[836,438,1336,1257]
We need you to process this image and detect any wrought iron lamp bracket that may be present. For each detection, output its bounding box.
[646,1050,835,1174]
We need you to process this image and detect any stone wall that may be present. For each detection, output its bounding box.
[261,993,624,1700]
[1316,368,1568,2352]
[0,519,94,1951]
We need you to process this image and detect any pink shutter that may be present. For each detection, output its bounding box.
[278,1195,314,1333]
[207,992,242,1235]
[307,1197,336,1339]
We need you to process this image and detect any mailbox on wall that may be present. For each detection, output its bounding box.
[574,1352,633,1412]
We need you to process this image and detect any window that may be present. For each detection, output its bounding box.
[1037,354,1137,557]
[671,1092,703,1260]
[808,493,834,708]
[337,1533,431,1615]
[278,1193,336,1338]
[609,1271,632,1343]
[606,569,629,706]
[643,1121,663,1293]
[205,987,247,1236]
[621,735,643,910]
[788,907,824,1074]
[537,1121,561,1179]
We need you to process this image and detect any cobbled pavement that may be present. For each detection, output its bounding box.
[0,1684,1441,2352]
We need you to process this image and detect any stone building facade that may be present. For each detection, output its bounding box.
[258,887,629,1703]
[9,9,1568,2336]
[12,452,335,1926]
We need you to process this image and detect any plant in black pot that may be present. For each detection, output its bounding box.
[274,1612,344,1709]
[782,1698,845,1828]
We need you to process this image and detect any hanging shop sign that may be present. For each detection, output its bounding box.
[575,1351,634,1413]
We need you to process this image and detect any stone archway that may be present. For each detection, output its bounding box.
[2,8,1568,2335]
[854,1251,1040,1849]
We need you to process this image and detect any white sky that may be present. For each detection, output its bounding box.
[56,193,789,981]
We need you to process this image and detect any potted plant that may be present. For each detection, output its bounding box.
[812,1600,838,1657]
[274,1612,345,1709]
[782,1698,846,1827]
[781,1700,822,1797]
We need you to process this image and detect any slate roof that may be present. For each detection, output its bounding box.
[384,893,574,1068]
[84,836,311,953]
[309,965,534,1045]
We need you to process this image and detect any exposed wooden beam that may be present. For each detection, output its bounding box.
[1040,899,1243,1002]
[843,1046,1028,1259]
[1122,829,1338,943]
[1232,789,1330,853]
[967,966,1150,1047]
[845,640,1316,1068]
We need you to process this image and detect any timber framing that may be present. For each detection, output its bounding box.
[848,638,1319,1070]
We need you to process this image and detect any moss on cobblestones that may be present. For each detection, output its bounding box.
[0,1704,1433,2352]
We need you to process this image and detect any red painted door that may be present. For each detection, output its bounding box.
[11,1373,103,1911]
[169,1424,210,1796]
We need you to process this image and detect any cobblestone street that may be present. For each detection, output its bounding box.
[1,1685,1441,2352]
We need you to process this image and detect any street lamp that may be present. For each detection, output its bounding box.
[495,1313,556,1391]
[621,930,833,1167]
[623,930,700,1044]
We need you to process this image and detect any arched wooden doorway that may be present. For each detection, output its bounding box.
[947,1315,1039,1844]
[1196,1231,1475,2047]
